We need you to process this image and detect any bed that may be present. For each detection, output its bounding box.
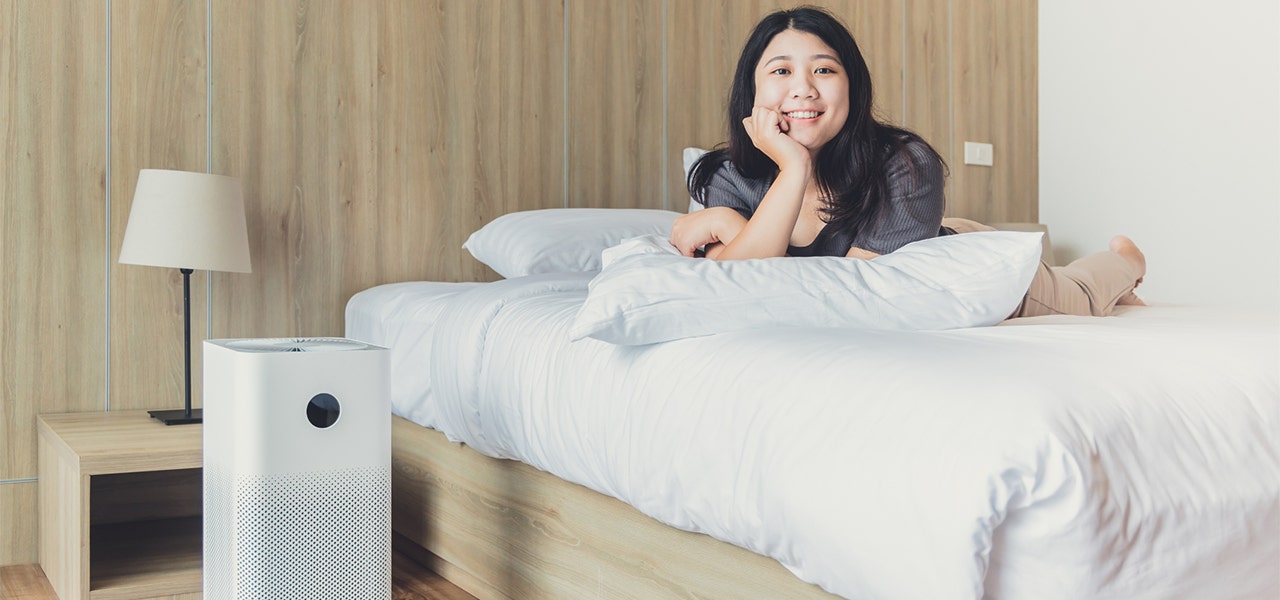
[346,211,1280,600]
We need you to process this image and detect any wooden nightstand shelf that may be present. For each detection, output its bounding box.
[37,410,203,600]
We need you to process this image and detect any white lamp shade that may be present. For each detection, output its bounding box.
[119,169,252,273]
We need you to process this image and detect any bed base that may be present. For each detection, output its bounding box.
[391,416,839,599]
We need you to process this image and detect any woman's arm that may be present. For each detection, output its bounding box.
[670,207,748,257]
[710,107,813,260]
[712,165,809,259]
[671,169,805,259]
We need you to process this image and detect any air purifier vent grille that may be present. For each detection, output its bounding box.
[223,337,371,353]
[232,467,391,599]
[205,465,233,599]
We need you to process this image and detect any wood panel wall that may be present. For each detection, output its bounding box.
[210,0,381,338]
[569,1,664,210]
[951,0,1037,220]
[1,0,108,565]
[0,0,1036,565]
[109,0,209,412]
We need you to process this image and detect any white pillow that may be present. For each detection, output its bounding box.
[570,231,1042,345]
[463,208,682,278]
[682,147,709,212]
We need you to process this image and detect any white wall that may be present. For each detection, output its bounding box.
[1040,1,1279,311]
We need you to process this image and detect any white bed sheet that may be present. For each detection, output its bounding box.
[346,274,1280,600]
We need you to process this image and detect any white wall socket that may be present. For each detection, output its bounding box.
[963,141,994,166]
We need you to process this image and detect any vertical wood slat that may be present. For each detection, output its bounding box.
[210,0,379,339]
[463,0,565,264]
[843,0,904,127]
[951,0,1037,223]
[664,0,744,206]
[903,0,951,179]
[375,0,565,284]
[665,1,903,209]
[0,0,107,480]
[0,482,37,565]
[375,0,454,284]
[431,0,565,243]
[109,0,210,412]
[568,0,664,209]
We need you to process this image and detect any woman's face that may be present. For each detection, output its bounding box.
[753,29,850,153]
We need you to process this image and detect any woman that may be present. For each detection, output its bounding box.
[671,6,1145,316]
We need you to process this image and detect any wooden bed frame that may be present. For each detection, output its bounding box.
[390,416,839,599]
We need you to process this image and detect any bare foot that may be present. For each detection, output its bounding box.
[1110,235,1147,305]
[1109,235,1146,281]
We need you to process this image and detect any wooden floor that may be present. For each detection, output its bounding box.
[0,546,476,600]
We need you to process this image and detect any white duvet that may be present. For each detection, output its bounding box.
[346,274,1280,600]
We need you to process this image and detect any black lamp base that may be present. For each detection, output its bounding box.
[148,408,203,425]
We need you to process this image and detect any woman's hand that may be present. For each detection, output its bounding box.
[670,207,749,257]
[845,246,881,260]
[742,106,811,174]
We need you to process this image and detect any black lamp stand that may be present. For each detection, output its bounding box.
[148,268,202,425]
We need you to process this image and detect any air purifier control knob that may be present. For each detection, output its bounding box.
[307,393,340,428]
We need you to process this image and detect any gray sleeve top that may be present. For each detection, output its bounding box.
[698,139,949,256]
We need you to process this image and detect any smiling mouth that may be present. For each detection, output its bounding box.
[784,110,822,119]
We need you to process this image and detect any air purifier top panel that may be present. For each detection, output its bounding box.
[211,337,380,353]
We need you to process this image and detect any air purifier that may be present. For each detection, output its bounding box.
[202,337,390,599]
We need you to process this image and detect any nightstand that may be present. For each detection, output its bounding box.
[37,410,202,600]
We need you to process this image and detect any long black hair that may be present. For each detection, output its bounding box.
[689,6,944,241]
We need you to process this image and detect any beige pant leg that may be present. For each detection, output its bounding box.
[941,217,996,234]
[1012,252,1140,317]
[940,218,1139,318]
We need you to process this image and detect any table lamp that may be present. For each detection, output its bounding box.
[118,169,252,425]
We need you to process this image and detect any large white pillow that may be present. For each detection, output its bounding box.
[570,231,1042,345]
[463,208,682,278]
